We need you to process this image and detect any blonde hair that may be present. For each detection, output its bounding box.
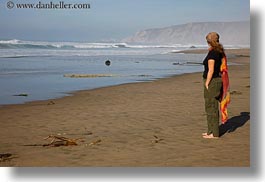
[206,32,225,55]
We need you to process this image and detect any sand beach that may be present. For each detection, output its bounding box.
[0,49,250,167]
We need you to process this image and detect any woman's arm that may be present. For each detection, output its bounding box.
[205,59,215,89]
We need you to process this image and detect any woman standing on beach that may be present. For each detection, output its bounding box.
[202,32,225,139]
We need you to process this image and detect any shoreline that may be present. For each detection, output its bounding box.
[0,71,203,108]
[0,48,248,107]
[0,48,250,166]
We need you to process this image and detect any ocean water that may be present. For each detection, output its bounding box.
[0,40,211,105]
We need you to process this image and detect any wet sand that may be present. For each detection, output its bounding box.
[0,49,250,167]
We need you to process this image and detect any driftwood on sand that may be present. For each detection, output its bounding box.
[88,139,102,146]
[151,135,164,143]
[0,153,15,162]
[23,133,102,148]
[43,135,84,147]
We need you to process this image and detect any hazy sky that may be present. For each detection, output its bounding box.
[0,0,250,42]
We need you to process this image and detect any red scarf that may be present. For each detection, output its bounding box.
[220,54,230,123]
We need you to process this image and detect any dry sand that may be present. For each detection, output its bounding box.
[0,49,250,167]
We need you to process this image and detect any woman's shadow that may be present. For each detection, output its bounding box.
[219,112,250,137]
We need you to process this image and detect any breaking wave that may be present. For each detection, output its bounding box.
[0,39,190,50]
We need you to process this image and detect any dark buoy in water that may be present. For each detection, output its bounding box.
[105,60,111,66]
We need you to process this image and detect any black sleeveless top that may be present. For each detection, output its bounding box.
[203,50,223,79]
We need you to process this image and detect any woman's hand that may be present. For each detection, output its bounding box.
[205,84,209,90]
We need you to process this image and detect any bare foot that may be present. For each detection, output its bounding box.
[202,134,219,139]
[202,133,208,136]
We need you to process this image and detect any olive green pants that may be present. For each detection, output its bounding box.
[204,77,222,137]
